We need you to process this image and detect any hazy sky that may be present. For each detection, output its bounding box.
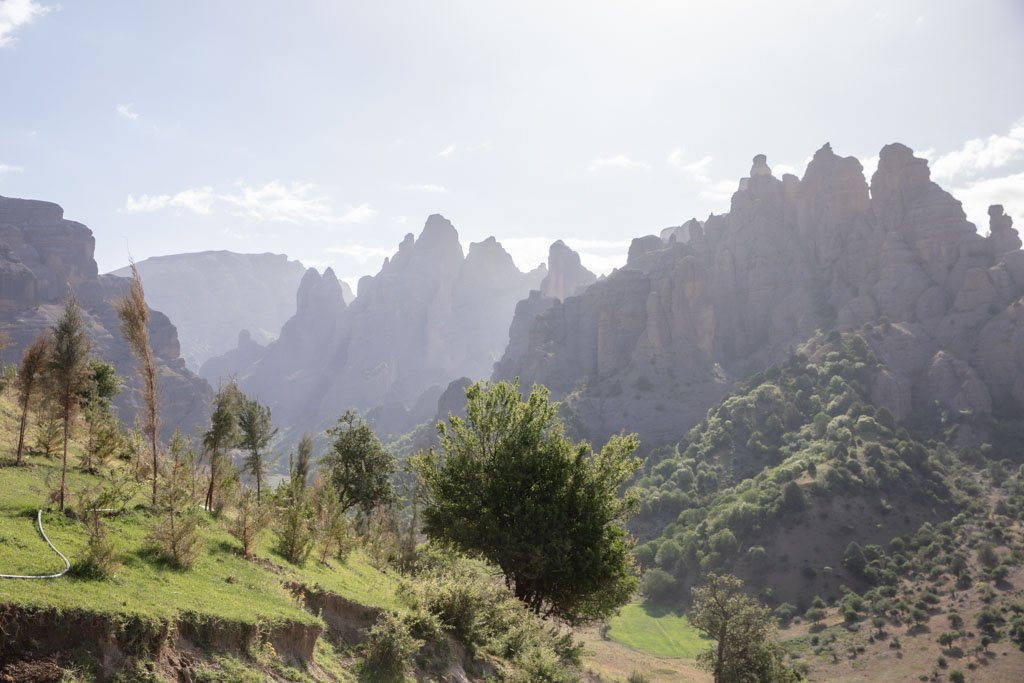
[1,1,1023,289]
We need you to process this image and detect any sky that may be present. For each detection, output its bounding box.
[1,0,1023,290]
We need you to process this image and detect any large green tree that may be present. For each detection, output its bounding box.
[415,379,641,625]
[48,295,93,511]
[690,573,800,683]
[320,410,395,515]
[238,397,277,501]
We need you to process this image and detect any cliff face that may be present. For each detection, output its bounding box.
[495,144,1024,448]
[0,196,212,437]
[110,251,323,370]
[205,215,546,441]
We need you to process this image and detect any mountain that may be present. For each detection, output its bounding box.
[495,144,1024,451]
[203,214,549,443]
[109,251,353,370]
[0,196,212,437]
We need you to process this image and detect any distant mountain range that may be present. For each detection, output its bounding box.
[109,251,354,371]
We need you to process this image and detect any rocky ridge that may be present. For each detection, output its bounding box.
[0,196,213,437]
[205,215,550,443]
[495,144,1024,448]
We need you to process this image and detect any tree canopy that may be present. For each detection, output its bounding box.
[320,410,395,516]
[415,379,641,625]
[690,573,800,683]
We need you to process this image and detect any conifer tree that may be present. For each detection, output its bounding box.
[238,397,277,502]
[294,433,314,490]
[15,331,52,465]
[150,429,201,569]
[47,295,92,511]
[203,380,243,511]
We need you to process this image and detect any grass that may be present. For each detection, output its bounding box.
[605,602,712,659]
[0,388,402,627]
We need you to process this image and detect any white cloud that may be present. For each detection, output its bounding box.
[123,187,216,214]
[438,145,455,158]
[0,0,49,48]
[952,171,1024,233]
[338,203,377,224]
[116,103,139,121]
[410,183,447,193]
[667,148,713,180]
[0,162,24,174]
[222,180,347,223]
[931,117,1024,182]
[325,244,393,263]
[588,154,650,172]
[121,180,373,224]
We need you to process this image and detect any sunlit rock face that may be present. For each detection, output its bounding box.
[206,214,547,443]
[495,145,1024,448]
[0,195,213,437]
[111,251,313,371]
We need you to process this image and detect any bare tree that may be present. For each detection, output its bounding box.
[15,331,52,465]
[47,295,92,511]
[113,263,160,507]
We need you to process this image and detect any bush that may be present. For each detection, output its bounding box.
[358,612,422,682]
[641,568,677,604]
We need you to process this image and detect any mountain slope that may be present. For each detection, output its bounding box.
[0,196,212,437]
[495,145,1024,451]
[110,251,338,370]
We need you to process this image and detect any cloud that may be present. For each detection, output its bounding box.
[931,117,1024,182]
[588,154,650,172]
[409,183,447,193]
[121,180,373,224]
[0,0,49,48]
[667,150,714,183]
[338,203,377,224]
[123,187,216,214]
[116,103,139,121]
[0,162,24,174]
[438,145,455,158]
[952,171,1024,233]
[325,244,393,263]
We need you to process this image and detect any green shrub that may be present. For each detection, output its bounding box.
[358,612,422,682]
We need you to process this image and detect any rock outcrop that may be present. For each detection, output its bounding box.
[204,215,546,446]
[0,196,212,437]
[111,251,317,370]
[539,240,596,301]
[496,144,1024,448]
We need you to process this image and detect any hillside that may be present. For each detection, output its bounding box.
[0,390,585,682]
[109,251,338,371]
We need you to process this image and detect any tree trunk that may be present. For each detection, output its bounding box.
[206,455,216,511]
[15,394,30,465]
[59,403,69,511]
[255,453,262,503]
[151,427,158,508]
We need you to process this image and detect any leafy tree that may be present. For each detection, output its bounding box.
[321,410,395,515]
[47,294,93,511]
[14,331,52,465]
[230,489,272,558]
[114,263,161,507]
[203,380,244,511]
[843,541,867,576]
[237,397,277,501]
[690,573,799,683]
[415,379,641,625]
[641,568,677,604]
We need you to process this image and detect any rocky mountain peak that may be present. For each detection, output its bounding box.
[539,240,597,301]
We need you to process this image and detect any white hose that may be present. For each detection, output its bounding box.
[0,510,71,579]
